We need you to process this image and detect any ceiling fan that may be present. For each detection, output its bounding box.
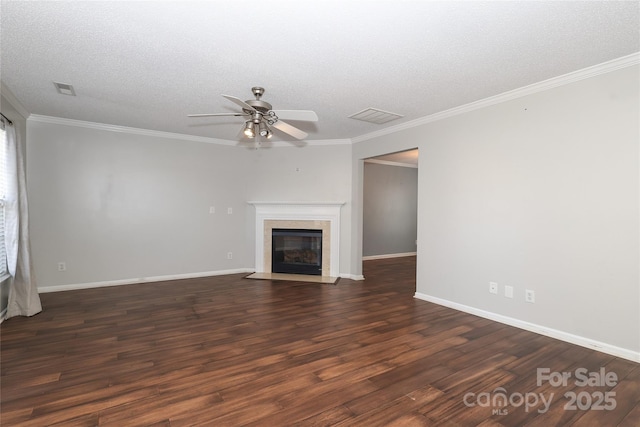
[188,87,318,140]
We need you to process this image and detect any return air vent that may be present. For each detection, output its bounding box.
[348,107,403,124]
[53,81,76,96]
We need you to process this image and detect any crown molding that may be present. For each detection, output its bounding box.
[352,52,640,144]
[0,81,31,119]
[28,114,239,145]
[304,138,352,146]
[18,52,640,147]
[245,138,352,148]
[27,114,353,147]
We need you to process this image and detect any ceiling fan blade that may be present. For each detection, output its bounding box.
[271,120,308,140]
[272,110,318,122]
[222,95,256,112]
[188,113,247,117]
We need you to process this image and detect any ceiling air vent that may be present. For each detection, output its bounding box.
[53,81,76,96]
[348,107,403,124]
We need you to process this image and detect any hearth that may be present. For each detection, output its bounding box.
[272,229,322,275]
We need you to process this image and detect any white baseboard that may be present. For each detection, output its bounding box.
[414,292,640,364]
[38,268,255,293]
[340,273,365,280]
[362,252,417,261]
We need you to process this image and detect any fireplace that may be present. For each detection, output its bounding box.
[249,201,344,277]
[272,229,322,275]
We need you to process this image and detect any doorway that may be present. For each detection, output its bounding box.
[362,148,418,286]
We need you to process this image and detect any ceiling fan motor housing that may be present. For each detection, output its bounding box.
[245,95,277,125]
[244,99,273,114]
[244,87,276,123]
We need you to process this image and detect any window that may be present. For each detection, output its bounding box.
[0,124,7,279]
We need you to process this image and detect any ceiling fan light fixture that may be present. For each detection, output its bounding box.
[243,121,255,138]
[258,121,269,137]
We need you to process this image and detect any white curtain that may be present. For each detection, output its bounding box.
[4,120,41,318]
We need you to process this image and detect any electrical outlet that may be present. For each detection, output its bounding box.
[227,207,233,214]
[227,252,233,260]
[504,285,514,298]
[489,282,498,294]
[525,289,535,303]
[57,262,66,272]
[209,206,215,214]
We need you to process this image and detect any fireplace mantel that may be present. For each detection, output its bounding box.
[248,201,345,277]
[248,201,345,207]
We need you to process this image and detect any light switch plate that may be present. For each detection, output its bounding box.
[505,285,514,298]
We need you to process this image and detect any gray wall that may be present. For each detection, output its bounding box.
[25,120,354,288]
[27,121,250,286]
[363,162,417,257]
[352,65,639,355]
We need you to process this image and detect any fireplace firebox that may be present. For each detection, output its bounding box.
[271,228,322,275]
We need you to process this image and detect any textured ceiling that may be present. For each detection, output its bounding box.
[1,1,638,143]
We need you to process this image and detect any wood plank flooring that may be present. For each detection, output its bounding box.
[1,256,638,426]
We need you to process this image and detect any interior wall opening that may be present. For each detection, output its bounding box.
[362,148,418,288]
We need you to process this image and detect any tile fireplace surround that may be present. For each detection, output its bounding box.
[248,202,345,278]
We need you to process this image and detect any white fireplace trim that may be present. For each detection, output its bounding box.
[248,202,345,277]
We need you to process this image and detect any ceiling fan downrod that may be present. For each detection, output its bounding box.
[251,87,264,100]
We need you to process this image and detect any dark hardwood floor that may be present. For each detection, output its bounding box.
[1,256,638,426]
